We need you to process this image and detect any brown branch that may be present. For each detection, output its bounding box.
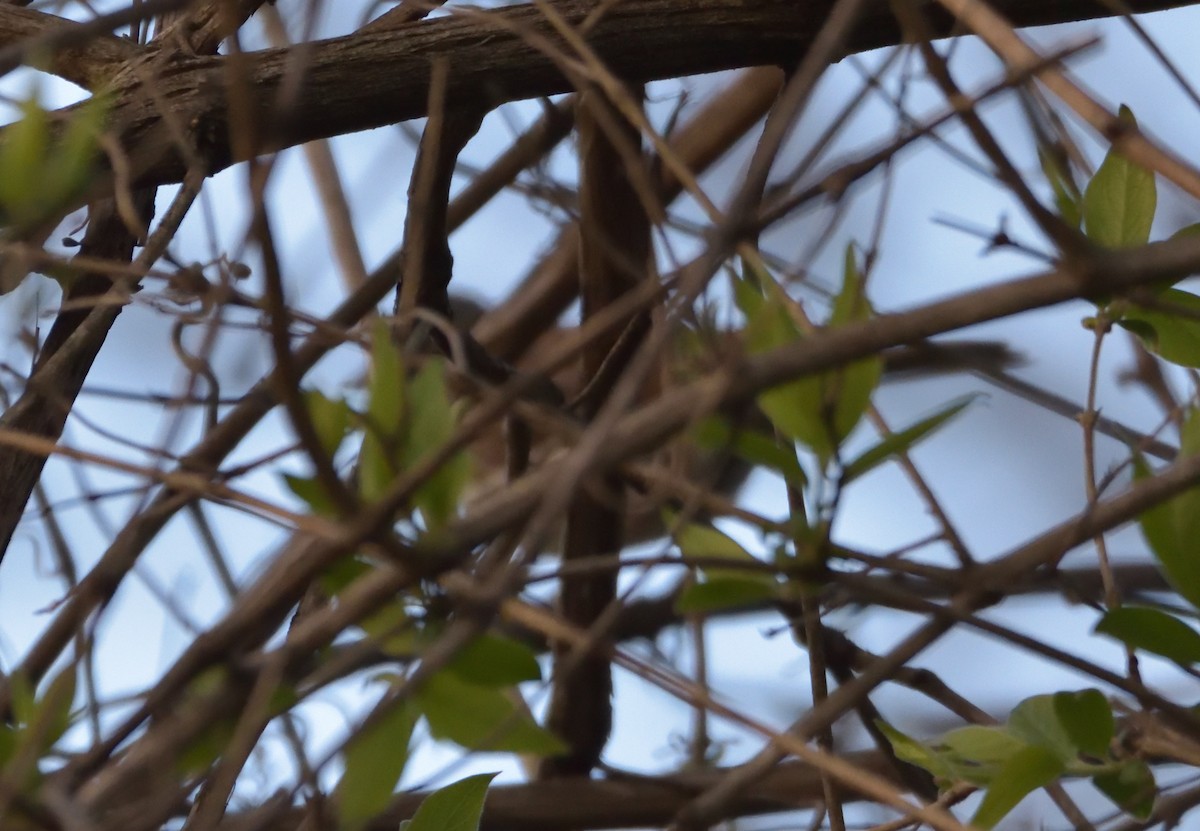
[160,0,266,54]
[541,82,653,778]
[33,0,1194,200]
[0,6,140,88]
[218,752,899,831]
[0,194,152,562]
[263,560,1175,695]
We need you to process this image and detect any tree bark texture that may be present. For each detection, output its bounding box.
[2,0,1192,198]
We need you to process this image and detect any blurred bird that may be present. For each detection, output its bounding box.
[450,294,1021,548]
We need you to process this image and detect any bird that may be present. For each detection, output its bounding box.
[448,294,1021,549]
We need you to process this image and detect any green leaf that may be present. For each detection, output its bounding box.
[1083,105,1156,249]
[368,321,404,429]
[671,519,770,585]
[1053,689,1113,758]
[1039,144,1082,228]
[877,720,954,783]
[1007,694,1078,763]
[337,700,418,831]
[404,360,470,530]
[1094,759,1156,820]
[403,772,498,831]
[360,601,422,657]
[970,745,1063,829]
[0,726,15,768]
[842,394,975,483]
[1136,413,1200,611]
[691,417,807,489]
[1,665,77,771]
[415,671,566,756]
[755,247,881,463]
[674,577,777,614]
[304,389,351,458]
[177,718,235,775]
[31,665,76,753]
[447,634,542,686]
[320,555,372,596]
[40,93,106,218]
[827,244,883,421]
[1097,606,1200,664]
[732,259,768,318]
[0,95,51,228]
[1171,222,1200,241]
[673,520,754,562]
[283,473,338,517]
[7,671,36,729]
[360,321,405,502]
[0,92,107,248]
[936,726,1028,785]
[1116,288,1200,367]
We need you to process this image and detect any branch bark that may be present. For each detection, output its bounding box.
[16,0,1192,198]
[219,752,898,831]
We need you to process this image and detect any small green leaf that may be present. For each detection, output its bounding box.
[283,473,338,517]
[877,720,953,782]
[416,671,566,756]
[937,726,1028,785]
[1096,606,1200,664]
[1083,105,1156,249]
[673,520,754,562]
[939,726,1024,762]
[7,672,35,728]
[32,665,76,753]
[1053,689,1113,758]
[1135,413,1200,612]
[177,719,235,775]
[403,772,498,831]
[674,577,777,614]
[337,700,418,831]
[1094,759,1156,820]
[842,394,975,483]
[320,555,372,596]
[737,250,881,463]
[1171,222,1200,241]
[447,634,542,687]
[1116,288,1200,367]
[692,417,807,489]
[671,519,769,585]
[757,248,881,462]
[40,93,106,217]
[971,745,1063,829]
[368,321,403,428]
[1007,695,1077,763]
[0,726,15,768]
[2,664,79,780]
[404,360,470,530]
[826,245,883,430]
[0,95,51,228]
[1039,145,1082,228]
[304,389,351,458]
[361,321,405,502]
[360,601,421,657]
[732,260,768,318]
[741,283,823,447]
[358,432,391,504]
[0,92,107,246]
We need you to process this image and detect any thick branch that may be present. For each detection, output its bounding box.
[219,752,897,831]
[57,0,1195,193]
[0,6,139,88]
